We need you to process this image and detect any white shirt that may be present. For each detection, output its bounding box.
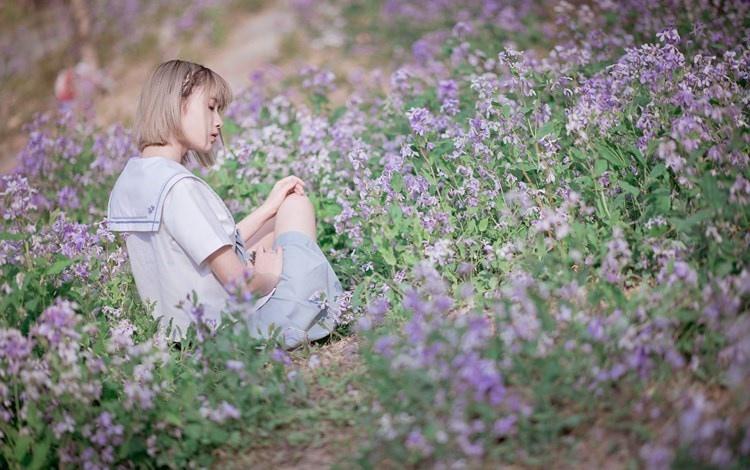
[107,156,274,341]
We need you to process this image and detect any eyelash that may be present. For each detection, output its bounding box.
[209,106,216,111]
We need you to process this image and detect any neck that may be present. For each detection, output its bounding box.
[141,142,187,163]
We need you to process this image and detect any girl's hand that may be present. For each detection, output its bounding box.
[261,175,306,215]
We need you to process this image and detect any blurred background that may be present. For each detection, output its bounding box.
[0,0,384,174]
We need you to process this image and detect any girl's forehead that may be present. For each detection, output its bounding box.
[194,85,217,102]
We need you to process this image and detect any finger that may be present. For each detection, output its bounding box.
[286,175,304,186]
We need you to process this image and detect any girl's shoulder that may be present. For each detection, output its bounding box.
[163,176,234,224]
[166,175,224,206]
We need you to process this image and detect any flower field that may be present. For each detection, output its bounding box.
[1,0,749,468]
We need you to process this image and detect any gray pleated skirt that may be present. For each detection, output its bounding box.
[245,230,344,349]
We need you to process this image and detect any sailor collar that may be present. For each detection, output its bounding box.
[106,156,228,233]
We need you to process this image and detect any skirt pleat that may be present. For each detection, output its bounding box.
[246,230,344,349]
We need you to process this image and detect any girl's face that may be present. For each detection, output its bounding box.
[180,85,223,153]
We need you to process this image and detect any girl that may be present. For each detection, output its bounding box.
[106,59,344,349]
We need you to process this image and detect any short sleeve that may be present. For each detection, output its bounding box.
[162,178,235,267]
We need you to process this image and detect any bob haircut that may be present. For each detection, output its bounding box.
[134,59,233,168]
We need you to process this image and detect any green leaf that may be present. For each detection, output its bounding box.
[647,188,671,215]
[165,412,183,426]
[672,209,713,232]
[379,246,397,266]
[619,181,640,197]
[223,120,241,137]
[330,105,347,123]
[388,204,403,224]
[29,434,51,470]
[390,173,404,193]
[351,282,366,309]
[628,145,646,167]
[648,164,667,181]
[537,119,558,138]
[210,428,229,443]
[594,159,608,176]
[184,423,203,440]
[320,203,341,218]
[700,174,724,208]
[0,231,25,241]
[570,148,588,163]
[478,218,489,232]
[14,433,31,462]
[46,257,76,276]
[597,143,624,169]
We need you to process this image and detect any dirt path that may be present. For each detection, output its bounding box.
[0,2,296,174]
[214,335,367,469]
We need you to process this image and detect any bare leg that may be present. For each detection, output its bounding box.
[274,194,317,242]
[246,214,276,253]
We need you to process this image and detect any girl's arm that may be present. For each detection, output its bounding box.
[236,204,275,244]
[208,244,279,297]
[237,176,306,242]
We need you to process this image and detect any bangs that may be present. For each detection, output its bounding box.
[203,71,233,112]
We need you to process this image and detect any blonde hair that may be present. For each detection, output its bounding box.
[135,59,233,168]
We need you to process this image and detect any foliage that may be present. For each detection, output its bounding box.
[2,0,750,468]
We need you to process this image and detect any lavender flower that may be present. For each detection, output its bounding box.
[406,107,434,136]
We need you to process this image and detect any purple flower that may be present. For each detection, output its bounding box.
[657,28,680,45]
[217,401,241,421]
[270,348,292,366]
[587,318,606,342]
[492,415,517,437]
[300,65,336,95]
[406,107,434,136]
[0,328,33,374]
[729,175,750,205]
[226,359,244,372]
[438,79,460,115]
[32,298,80,346]
[405,428,433,456]
[374,335,397,357]
[0,174,39,221]
[640,443,674,470]
[600,227,632,284]
[123,381,155,410]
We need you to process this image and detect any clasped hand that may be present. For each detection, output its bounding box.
[261,175,306,215]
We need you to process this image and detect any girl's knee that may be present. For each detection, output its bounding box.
[278,194,314,214]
